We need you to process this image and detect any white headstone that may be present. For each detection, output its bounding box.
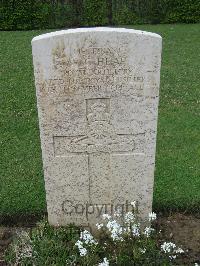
[32,28,162,230]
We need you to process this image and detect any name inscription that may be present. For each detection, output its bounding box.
[37,40,145,97]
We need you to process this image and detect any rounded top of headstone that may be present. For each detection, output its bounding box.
[32,27,162,44]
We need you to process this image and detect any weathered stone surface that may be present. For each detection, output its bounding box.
[32,27,162,230]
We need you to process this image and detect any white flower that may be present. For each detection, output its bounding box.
[194,263,199,266]
[106,220,119,231]
[143,227,154,237]
[111,231,123,241]
[169,255,177,260]
[75,240,83,249]
[75,230,97,256]
[139,248,146,254]
[124,212,135,223]
[114,210,122,217]
[175,247,184,254]
[96,223,104,230]
[132,223,140,237]
[75,240,87,256]
[148,212,157,221]
[161,242,176,253]
[106,220,123,241]
[131,201,136,208]
[99,257,109,266]
[80,230,97,245]
[79,247,87,256]
[102,214,111,220]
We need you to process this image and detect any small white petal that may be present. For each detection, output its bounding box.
[131,201,136,208]
[96,223,104,230]
[148,212,157,221]
[99,257,109,266]
[102,214,111,220]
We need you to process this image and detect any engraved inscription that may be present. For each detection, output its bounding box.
[38,41,145,97]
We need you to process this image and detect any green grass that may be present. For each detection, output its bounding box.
[0,24,200,216]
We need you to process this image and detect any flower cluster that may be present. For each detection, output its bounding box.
[80,230,97,245]
[98,209,156,240]
[106,220,123,241]
[161,242,176,253]
[73,201,185,265]
[143,226,154,237]
[131,223,140,237]
[6,203,187,266]
[101,213,124,241]
[75,240,87,256]
[161,242,184,260]
[124,211,135,224]
[75,230,97,256]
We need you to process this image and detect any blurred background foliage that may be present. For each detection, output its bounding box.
[0,0,200,30]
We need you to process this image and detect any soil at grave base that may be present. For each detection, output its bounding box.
[156,213,200,264]
[0,213,199,265]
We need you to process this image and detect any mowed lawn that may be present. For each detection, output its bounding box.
[0,24,200,216]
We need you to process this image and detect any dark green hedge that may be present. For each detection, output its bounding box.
[0,0,74,30]
[165,0,200,23]
[0,0,200,30]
